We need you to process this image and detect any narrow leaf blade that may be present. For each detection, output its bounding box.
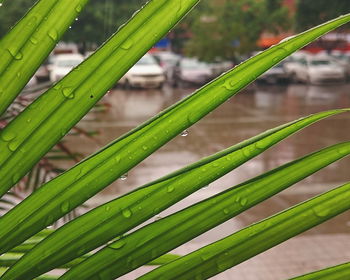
[60,142,350,279]
[290,262,350,280]
[138,181,350,280]
[2,109,348,278]
[0,0,89,115]
[0,13,349,199]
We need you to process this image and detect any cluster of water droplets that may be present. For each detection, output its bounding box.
[1,129,21,152]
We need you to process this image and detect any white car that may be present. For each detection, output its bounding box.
[288,55,346,84]
[119,54,165,89]
[49,54,84,82]
[284,51,310,82]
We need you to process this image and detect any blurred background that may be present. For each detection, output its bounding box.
[1,0,350,279]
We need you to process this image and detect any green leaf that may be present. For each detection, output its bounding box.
[2,109,348,278]
[0,267,57,280]
[0,12,348,250]
[0,0,89,116]
[0,252,180,268]
[59,142,350,279]
[1,13,349,199]
[290,262,350,280]
[138,181,350,280]
[0,0,201,194]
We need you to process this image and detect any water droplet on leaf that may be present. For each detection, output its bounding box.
[180,130,189,137]
[120,174,128,181]
[122,208,132,218]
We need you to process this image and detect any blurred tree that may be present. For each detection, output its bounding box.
[295,0,350,31]
[184,0,291,62]
[0,0,146,52]
[0,0,33,36]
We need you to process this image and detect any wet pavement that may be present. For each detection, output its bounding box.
[63,82,350,279]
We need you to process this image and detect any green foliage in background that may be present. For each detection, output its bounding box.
[0,0,349,279]
[0,0,146,46]
[185,0,291,62]
[295,0,350,31]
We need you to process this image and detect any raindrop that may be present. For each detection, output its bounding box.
[313,207,330,218]
[105,205,111,212]
[242,148,251,157]
[142,145,148,151]
[1,130,16,141]
[121,38,134,50]
[114,155,121,164]
[109,239,126,249]
[120,174,128,181]
[48,29,58,41]
[14,52,23,60]
[69,26,72,29]
[62,87,74,99]
[75,4,82,12]
[223,208,230,214]
[30,37,38,45]
[122,208,132,218]
[240,198,248,207]
[8,140,20,151]
[167,185,175,193]
[180,130,189,137]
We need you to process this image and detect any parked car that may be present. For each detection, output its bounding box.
[290,55,346,84]
[209,60,234,78]
[172,58,212,87]
[329,51,350,78]
[49,54,84,82]
[118,53,165,89]
[284,51,310,82]
[152,51,180,81]
[256,62,290,84]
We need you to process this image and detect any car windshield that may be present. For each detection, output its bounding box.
[57,59,82,67]
[310,60,331,66]
[137,55,157,65]
[181,59,208,69]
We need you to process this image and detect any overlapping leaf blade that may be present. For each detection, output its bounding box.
[59,142,350,279]
[138,180,350,280]
[290,262,350,280]
[0,0,89,115]
[0,13,349,200]
[0,15,348,258]
[0,0,201,194]
[2,109,348,279]
[0,252,179,268]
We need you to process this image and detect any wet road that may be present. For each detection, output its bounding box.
[63,82,350,279]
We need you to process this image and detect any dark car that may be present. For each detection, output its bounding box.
[172,58,213,87]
